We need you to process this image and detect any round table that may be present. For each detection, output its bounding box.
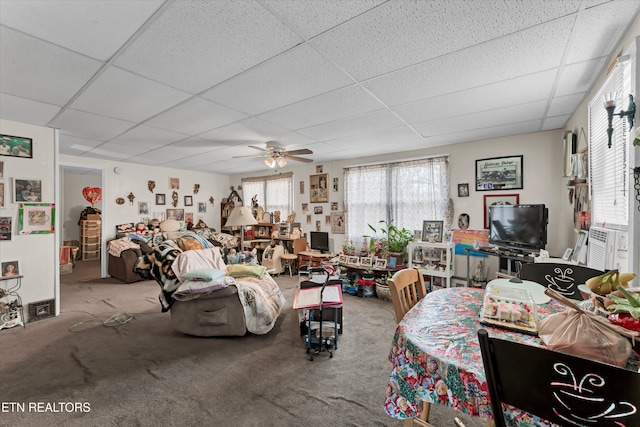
[280,253,298,277]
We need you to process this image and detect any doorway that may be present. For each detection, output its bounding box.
[59,164,105,284]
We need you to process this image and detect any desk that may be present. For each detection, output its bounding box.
[297,251,336,269]
[383,287,561,425]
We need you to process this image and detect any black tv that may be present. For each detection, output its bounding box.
[309,231,330,253]
[488,204,548,253]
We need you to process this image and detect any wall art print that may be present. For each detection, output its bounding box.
[19,203,55,234]
[475,155,523,191]
[0,134,32,158]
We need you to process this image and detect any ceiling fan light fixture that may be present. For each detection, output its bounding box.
[277,156,287,168]
[265,156,276,167]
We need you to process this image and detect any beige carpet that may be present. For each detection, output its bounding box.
[3,271,486,427]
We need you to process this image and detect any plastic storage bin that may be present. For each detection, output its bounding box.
[480,282,539,335]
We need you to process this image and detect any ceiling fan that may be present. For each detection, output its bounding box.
[233,141,313,168]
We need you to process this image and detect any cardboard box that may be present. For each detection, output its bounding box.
[87,214,101,220]
[60,263,73,275]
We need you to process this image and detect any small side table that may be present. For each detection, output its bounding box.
[281,253,298,278]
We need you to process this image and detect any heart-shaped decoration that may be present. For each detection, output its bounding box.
[82,187,102,207]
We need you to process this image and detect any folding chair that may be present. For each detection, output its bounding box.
[478,328,640,427]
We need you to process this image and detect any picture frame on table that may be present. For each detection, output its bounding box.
[347,256,359,265]
[571,230,588,264]
[374,258,388,269]
[13,178,42,203]
[458,183,469,197]
[360,257,373,268]
[562,247,573,261]
[338,255,348,264]
[475,155,523,191]
[422,220,444,242]
[483,193,520,229]
[0,134,32,158]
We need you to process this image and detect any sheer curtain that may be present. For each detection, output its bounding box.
[344,157,450,248]
[241,172,293,217]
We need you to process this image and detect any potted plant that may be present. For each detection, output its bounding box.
[367,219,414,266]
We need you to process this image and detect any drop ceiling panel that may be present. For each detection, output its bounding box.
[114,1,302,94]
[0,93,60,126]
[427,119,543,146]
[542,115,571,130]
[87,142,150,158]
[198,117,289,143]
[144,97,247,136]
[70,67,192,123]
[325,126,425,151]
[263,0,386,40]
[59,133,105,154]
[364,19,572,107]
[201,45,353,115]
[108,125,189,149]
[392,70,558,124]
[0,27,102,106]
[297,109,406,141]
[0,0,164,61]
[50,109,135,141]
[547,93,585,117]
[257,85,385,130]
[554,58,608,96]
[313,0,580,80]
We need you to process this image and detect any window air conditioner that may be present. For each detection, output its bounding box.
[587,226,629,272]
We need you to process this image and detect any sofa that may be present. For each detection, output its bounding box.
[134,238,285,337]
[107,237,152,283]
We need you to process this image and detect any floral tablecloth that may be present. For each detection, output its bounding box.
[384,287,561,426]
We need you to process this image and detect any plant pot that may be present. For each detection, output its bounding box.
[376,282,391,302]
[388,252,404,268]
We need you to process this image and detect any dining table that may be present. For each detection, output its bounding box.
[383,286,564,426]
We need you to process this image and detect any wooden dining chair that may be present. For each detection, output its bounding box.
[478,328,640,427]
[519,262,603,300]
[388,267,432,426]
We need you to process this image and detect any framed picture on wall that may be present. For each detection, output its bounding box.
[309,173,328,203]
[18,203,55,234]
[184,195,193,206]
[155,193,166,205]
[13,178,42,203]
[475,155,523,191]
[0,134,32,158]
[483,193,519,229]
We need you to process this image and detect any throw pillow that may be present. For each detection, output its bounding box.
[227,264,267,279]
[181,268,226,282]
[160,219,180,232]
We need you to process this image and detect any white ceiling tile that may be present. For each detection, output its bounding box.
[198,117,289,143]
[426,120,543,146]
[257,85,385,130]
[114,0,302,94]
[50,109,135,141]
[325,126,425,150]
[109,125,189,149]
[201,44,353,115]
[160,138,227,157]
[542,114,571,130]
[0,27,102,106]
[313,0,579,80]
[413,101,547,137]
[0,0,163,61]
[263,0,385,39]
[70,67,192,122]
[547,93,586,117]
[267,132,318,148]
[89,142,150,158]
[391,70,558,123]
[564,1,640,64]
[297,109,405,141]
[59,133,105,154]
[144,97,247,136]
[554,58,608,96]
[0,93,60,126]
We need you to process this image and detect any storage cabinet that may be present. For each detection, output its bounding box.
[407,241,455,288]
[80,219,101,260]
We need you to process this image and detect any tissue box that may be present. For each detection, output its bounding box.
[480,282,539,335]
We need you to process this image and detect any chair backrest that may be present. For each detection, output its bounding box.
[477,328,640,427]
[520,262,603,300]
[387,267,427,323]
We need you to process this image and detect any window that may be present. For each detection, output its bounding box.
[588,60,631,229]
[241,172,293,219]
[344,157,450,247]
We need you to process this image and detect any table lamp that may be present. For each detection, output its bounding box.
[224,205,258,257]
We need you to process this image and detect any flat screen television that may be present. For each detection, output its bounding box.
[309,231,330,253]
[488,204,548,253]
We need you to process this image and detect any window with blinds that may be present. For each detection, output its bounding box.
[588,61,631,229]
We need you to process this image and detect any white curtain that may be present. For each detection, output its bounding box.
[241,172,293,219]
[344,157,450,248]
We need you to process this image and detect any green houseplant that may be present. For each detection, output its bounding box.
[367,220,414,264]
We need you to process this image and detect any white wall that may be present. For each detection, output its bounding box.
[0,119,56,318]
[230,129,565,279]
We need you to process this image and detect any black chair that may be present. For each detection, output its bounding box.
[477,328,640,427]
[519,262,603,300]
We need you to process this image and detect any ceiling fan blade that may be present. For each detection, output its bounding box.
[285,148,313,156]
[285,155,313,163]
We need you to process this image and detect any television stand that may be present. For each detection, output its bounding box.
[464,247,536,286]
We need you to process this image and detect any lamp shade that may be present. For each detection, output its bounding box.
[225,206,258,227]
